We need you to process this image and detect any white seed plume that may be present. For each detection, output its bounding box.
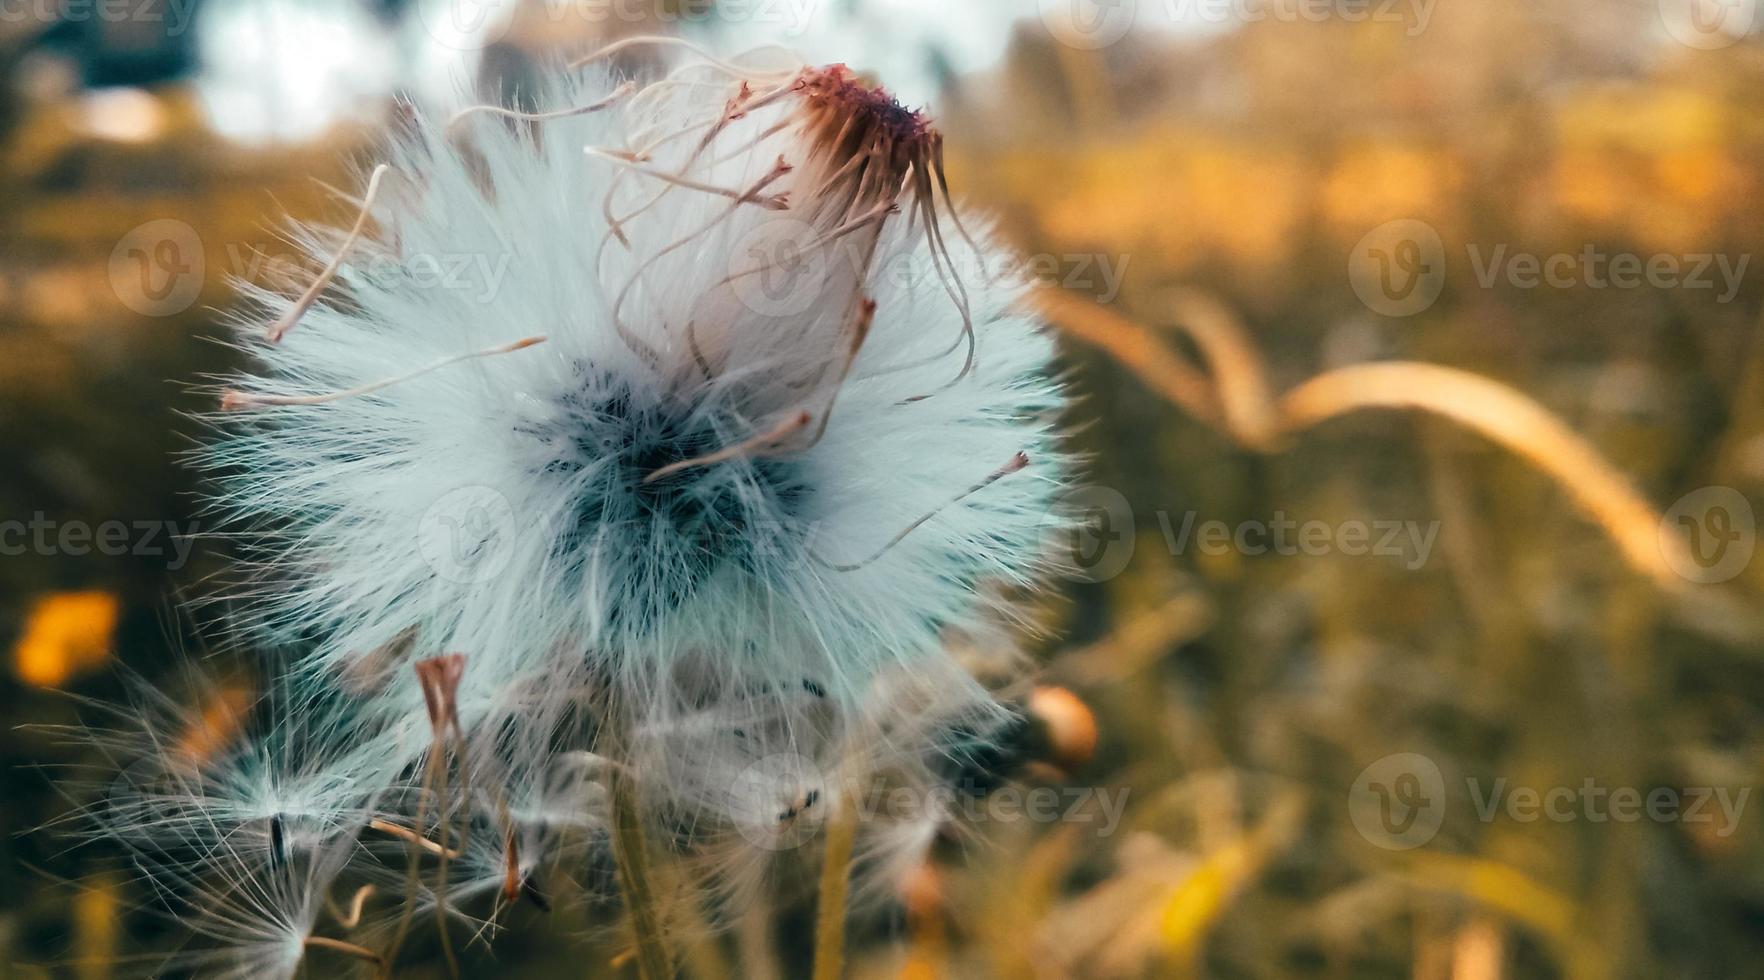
[211,56,1068,726]
[59,49,1075,972]
[48,670,389,870]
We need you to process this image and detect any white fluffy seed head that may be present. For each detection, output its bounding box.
[182,52,1073,946]
[211,58,1068,724]
[47,668,386,979]
[52,56,1078,971]
[50,668,390,869]
[144,833,363,980]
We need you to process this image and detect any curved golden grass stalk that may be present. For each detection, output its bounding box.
[1277,362,1685,587]
[1032,287,1691,591]
[1161,288,1282,450]
[1032,287,1224,433]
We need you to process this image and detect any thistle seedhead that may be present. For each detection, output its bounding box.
[75,46,1078,974]
[212,54,1066,726]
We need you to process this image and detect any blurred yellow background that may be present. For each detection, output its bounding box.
[4,1,1764,977]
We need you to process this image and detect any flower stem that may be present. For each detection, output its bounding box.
[812,798,859,980]
[306,935,385,970]
[610,768,673,980]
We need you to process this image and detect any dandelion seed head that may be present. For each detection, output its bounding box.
[211,57,1067,719]
[71,54,1079,968]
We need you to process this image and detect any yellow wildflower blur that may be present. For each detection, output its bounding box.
[13,590,119,687]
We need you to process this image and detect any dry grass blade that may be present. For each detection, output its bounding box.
[1053,592,1216,684]
[1278,362,1685,589]
[306,935,386,969]
[1161,288,1282,450]
[812,799,860,980]
[1036,286,1695,592]
[611,768,672,980]
[1392,852,1596,973]
[1031,288,1224,433]
[1159,793,1305,968]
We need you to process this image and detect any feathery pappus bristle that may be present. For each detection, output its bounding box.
[210,49,1067,722]
[63,40,1076,976]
